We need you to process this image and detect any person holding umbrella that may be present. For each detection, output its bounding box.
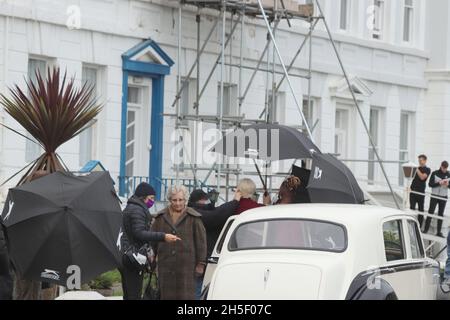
[151,186,207,300]
[276,176,302,204]
[120,182,180,300]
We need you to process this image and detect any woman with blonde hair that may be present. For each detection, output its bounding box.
[235,178,272,214]
[151,186,207,300]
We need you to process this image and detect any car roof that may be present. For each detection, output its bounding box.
[231,204,414,228]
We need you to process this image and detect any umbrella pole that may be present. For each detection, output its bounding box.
[253,159,267,193]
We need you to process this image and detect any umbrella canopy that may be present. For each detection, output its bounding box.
[307,153,365,204]
[211,123,320,161]
[0,171,122,286]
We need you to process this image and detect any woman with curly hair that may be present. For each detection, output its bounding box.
[276,176,302,204]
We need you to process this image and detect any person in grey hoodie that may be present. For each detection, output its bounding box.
[424,161,450,237]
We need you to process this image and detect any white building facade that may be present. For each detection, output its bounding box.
[0,0,443,202]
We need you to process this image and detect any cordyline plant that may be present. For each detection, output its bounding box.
[0,67,102,185]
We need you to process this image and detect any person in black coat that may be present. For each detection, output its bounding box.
[188,189,241,299]
[119,183,180,300]
[0,225,13,300]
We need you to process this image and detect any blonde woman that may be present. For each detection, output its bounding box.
[151,186,207,300]
[235,178,271,214]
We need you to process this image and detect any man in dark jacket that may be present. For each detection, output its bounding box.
[188,189,242,299]
[0,225,13,300]
[189,189,241,257]
[424,161,450,237]
[119,183,180,300]
[410,155,431,227]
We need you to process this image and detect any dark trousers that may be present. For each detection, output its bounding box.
[424,197,447,234]
[410,192,425,226]
[119,256,144,300]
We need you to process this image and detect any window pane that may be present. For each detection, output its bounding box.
[383,220,405,261]
[28,59,47,86]
[79,126,93,167]
[340,0,348,30]
[26,58,46,162]
[408,220,424,259]
[127,87,141,104]
[82,67,97,92]
[127,110,135,125]
[25,135,42,163]
[79,66,97,167]
[229,219,347,252]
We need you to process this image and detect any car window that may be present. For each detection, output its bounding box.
[228,219,347,253]
[407,220,424,259]
[383,220,405,262]
[216,219,235,255]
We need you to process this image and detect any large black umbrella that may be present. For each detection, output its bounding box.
[0,171,122,286]
[211,123,320,161]
[307,153,365,204]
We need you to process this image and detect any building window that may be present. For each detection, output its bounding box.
[125,86,143,177]
[399,112,413,186]
[25,58,47,163]
[403,0,414,42]
[267,90,286,124]
[79,65,98,167]
[372,0,385,40]
[302,99,315,133]
[383,220,405,262]
[180,78,197,127]
[368,108,381,184]
[217,83,238,118]
[339,0,350,30]
[334,108,350,158]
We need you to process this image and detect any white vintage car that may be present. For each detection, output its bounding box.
[203,204,440,300]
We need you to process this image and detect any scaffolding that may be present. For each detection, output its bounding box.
[164,0,401,208]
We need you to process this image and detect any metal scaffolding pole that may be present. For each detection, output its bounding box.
[275,18,319,92]
[314,0,400,209]
[193,11,201,188]
[175,4,182,185]
[199,16,240,102]
[239,20,281,107]
[171,16,220,108]
[256,0,313,140]
[217,2,226,193]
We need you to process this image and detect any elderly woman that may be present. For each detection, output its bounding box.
[151,186,207,300]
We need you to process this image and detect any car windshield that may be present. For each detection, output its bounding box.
[229,219,347,253]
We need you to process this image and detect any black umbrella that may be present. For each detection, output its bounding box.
[0,171,122,286]
[211,123,320,161]
[307,153,365,204]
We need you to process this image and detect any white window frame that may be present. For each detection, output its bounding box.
[368,107,385,185]
[403,0,414,43]
[26,57,53,163]
[79,64,102,168]
[217,83,238,118]
[334,104,353,159]
[372,0,385,40]
[339,0,350,31]
[180,77,197,127]
[398,111,415,186]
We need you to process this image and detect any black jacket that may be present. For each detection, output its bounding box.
[191,200,239,257]
[0,225,13,300]
[121,196,165,251]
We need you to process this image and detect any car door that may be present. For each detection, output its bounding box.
[380,217,437,300]
[201,216,236,295]
[404,218,439,299]
[379,218,419,299]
